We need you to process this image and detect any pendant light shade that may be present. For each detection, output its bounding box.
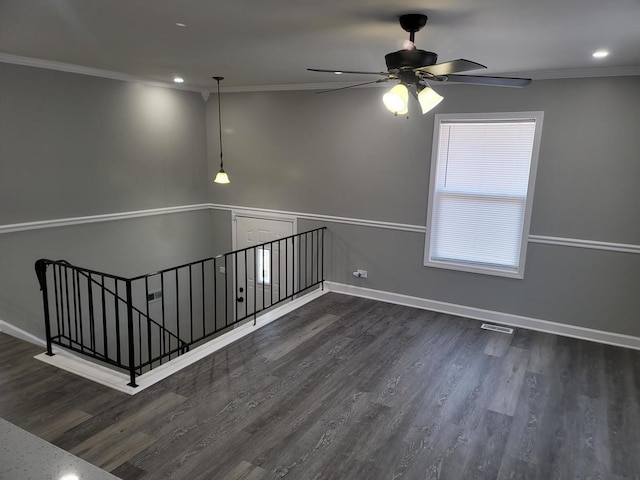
[383,84,409,114]
[418,85,444,114]
[212,76,230,184]
[214,169,230,184]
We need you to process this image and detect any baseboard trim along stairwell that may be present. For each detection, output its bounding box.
[33,288,329,395]
[0,320,46,347]
[325,282,640,351]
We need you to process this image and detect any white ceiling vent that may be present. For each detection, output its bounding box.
[481,323,514,335]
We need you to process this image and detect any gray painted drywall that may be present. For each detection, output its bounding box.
[0,210,216,338]
[211,77,640,337]
[0,63,214,338]
[208,77,640,244]
[299,219,640,337]
[1,61,639,341]
[0,63,209,224]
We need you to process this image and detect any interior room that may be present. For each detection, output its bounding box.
[1,1,639,479]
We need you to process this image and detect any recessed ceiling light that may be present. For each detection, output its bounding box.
[175,22,187,27]
[173,77,184,83]
[592,50,609,58]
[334,71,343,75]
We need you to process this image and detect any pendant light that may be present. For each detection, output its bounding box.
[213,76,230,184]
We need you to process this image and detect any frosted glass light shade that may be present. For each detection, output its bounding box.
[383,84,409,114]
[418,86,444,114]
[214,169,230,184]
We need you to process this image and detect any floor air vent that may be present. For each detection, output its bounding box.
[481,323,514,335]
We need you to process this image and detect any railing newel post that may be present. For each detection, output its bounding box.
[125,279,138,387]
[35,259,54,357]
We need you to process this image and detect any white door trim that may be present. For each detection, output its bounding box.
[230,212,298,324]
[231,209,298,251]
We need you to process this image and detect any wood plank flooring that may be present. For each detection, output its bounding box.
[1,293,639,479]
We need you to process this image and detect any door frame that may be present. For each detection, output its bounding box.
[231,210,298,323]
[231,209,298,251]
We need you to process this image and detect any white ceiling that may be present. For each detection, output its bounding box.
[1,0,639,91]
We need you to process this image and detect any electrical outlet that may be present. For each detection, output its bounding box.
[353,269,368,278]
[219,266,226,274]
[147,290,162,302]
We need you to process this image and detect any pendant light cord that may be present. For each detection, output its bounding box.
[214,76,224,168]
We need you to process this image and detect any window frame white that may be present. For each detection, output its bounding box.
[424,111,544,279]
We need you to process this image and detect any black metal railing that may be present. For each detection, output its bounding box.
[35,227,326,387]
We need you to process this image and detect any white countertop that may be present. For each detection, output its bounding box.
[0,418,120,480]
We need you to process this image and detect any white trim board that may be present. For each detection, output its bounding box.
[2,202,638,255]
[0,204,210,234]
[325,282,640,351]
[34,288,328,395]
[3,53,640,93]
[0,53,208,96]
[0,320,46,347]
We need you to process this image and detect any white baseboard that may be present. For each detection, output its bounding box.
[0,320,46,347]
[33,288,329,395]
[325,282,640,351]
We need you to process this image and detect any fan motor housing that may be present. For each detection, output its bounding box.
[385,49,438,70]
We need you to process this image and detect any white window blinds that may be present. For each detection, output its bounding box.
[425,113,543,278]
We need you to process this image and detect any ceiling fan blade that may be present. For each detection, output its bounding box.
[443,74,532,87]
[315,79,390,94]
[308,68,390,77]
[416,59,486,76]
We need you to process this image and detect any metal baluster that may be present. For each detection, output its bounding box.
[175,268,180,359]
[189,264,193,344]
[53,264,61,342]
[160,273,166,364]
[76,271,84,352]
[64,267,71,346]
[145,277,151,371]
[101,275,108,360]
[125,280,137,387]
[234,251,239,325]
[224,254,228,329]
[203,261,207,338]
[114,281,121,365]
[321,228,325,289]
[87,273,95,352]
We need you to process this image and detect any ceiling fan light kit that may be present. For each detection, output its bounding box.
[383,84,409,114]
[417,85,444,114]
[308,13,531,116]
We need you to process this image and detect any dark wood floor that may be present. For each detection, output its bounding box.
[1,293,639,479]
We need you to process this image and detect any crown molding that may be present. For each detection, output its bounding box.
[504,66,640,81]
[0,53,209,97]
[3,52,638,95]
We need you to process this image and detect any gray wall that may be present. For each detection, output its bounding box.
[0,63,208,224]
[209,77,640,337]
[1,61,639,341]
[0,63,213,337]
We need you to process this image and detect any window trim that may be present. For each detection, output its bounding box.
[423,111,544,279]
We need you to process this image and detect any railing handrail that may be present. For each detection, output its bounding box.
[36,226,327,386]
[37,227,327,282]
[127,227,327,281]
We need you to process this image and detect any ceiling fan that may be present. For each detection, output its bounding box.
[308,14,531,115]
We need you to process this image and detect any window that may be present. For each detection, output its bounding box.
[257,247,271,285]
[424,112,544,278]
